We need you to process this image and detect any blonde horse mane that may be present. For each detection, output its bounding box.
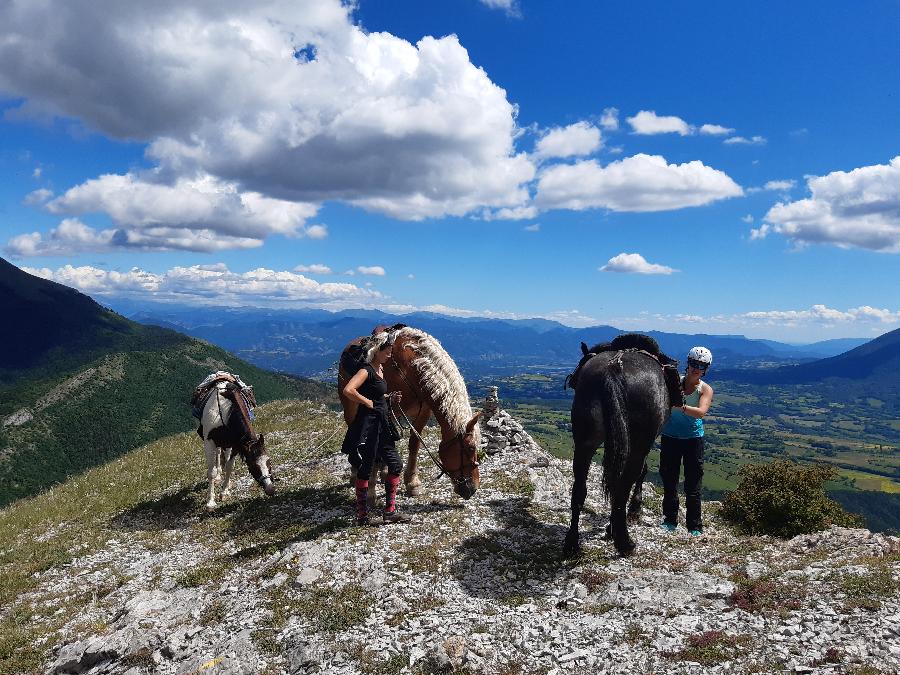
[395,327,477,437]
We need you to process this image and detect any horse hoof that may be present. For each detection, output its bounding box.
[206,502,216,510]
[562,532,580,558]
[615,540,636,557]
[405,485,421,497]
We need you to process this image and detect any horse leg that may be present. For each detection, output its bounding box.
[612,453,648,555]
[220,448,236,500]
[404,408,431,497]
[563,443,594,557]
[627,461,649,522]
[203,439,220,509]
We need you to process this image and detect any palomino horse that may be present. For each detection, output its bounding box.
[563,335,677,556]
[198,379,275,509]
[338,326,482,500]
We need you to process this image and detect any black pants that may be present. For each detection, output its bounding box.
[659,435,704,531]
[342,409,402,481]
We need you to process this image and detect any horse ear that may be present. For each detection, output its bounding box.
[465,412,482,433]
[581,341,589,356]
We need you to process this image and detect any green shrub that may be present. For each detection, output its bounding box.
[721,460,863,538]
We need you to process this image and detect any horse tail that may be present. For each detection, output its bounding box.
[598,356,630,501]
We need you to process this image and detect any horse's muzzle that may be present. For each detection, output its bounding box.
[262,477,275,496]
[455,478,477,500]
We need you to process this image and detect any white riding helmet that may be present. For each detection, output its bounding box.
[687,346,713,369]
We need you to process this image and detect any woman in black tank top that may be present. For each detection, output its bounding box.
[341,335,411,526]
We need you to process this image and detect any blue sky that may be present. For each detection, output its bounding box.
[1,0,898,342]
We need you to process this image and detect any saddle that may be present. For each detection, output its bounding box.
[191,371,257,420]
[564,333,685,406]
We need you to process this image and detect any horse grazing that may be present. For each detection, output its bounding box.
[563,334,678,556]
[339,326,481,500]
[197,378,274,509]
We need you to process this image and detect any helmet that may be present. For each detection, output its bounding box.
[687,346,712,370]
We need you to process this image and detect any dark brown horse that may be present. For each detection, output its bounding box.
[339,327,481,500]
[563,335,677,556]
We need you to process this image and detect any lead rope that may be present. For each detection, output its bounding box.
[387,397,447,481]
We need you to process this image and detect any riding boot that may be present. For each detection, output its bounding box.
[382,474,411,524]
[355,478,370,525]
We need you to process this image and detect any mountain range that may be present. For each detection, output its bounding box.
[112,301,872,379]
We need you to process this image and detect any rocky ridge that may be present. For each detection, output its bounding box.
[6,397,899,674]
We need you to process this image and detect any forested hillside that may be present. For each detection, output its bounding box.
[0,260,330,506]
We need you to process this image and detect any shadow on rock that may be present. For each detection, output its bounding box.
[450,497,578,600]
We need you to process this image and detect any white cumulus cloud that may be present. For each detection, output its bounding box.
[23,188,53,205]
[535,154,742,212]
[534,121,602,159]
[356,266,386,276]
[763,179,796,191]
[742,304,900,325]
[724,135,767,145]
[599,252,677,275]
[0,0,534,225]
[294,264,332,275]
[626,110,693,136]
[763,157,900,253]
[600,107,619,131]
[699,124,735,136]
[23,263,379,307]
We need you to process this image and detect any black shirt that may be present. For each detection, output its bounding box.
[357,364,388,412]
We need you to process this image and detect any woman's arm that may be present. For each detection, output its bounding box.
[343,368,375,410]
[682,383,714,418]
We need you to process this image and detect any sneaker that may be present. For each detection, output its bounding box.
[689,529,703,537]
[660,522,677,533]
[382,510,413,525]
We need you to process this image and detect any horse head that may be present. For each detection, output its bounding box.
[438,412,482,500]
[241,433,275,496]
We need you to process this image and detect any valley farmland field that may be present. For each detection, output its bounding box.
[468,372,900,534]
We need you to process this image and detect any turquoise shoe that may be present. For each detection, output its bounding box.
[689,529,703,537]
[660,522,677,533]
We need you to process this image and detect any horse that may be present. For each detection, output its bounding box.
[197,379,275,509]
[563,335,677,556]
[338,326,482,501]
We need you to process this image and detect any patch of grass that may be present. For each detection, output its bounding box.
[176,558,230,588]
[667,630,750,666]
[728,573,806,614]
[623,622,645,645]
[351,646,409,675]
[836,564,899,611]
[581,602,617,615]
[578,567,613,593]
[489,470,535,497]
[200,598,227,627]
[401,540,444,574]
[296,583,371,633]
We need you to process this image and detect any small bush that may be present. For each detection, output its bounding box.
[721,460,863,538]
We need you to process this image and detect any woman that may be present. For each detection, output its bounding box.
[341,335,412,526]
[659,346,715,537]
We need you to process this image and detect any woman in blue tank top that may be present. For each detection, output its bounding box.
[659,346,715,536]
